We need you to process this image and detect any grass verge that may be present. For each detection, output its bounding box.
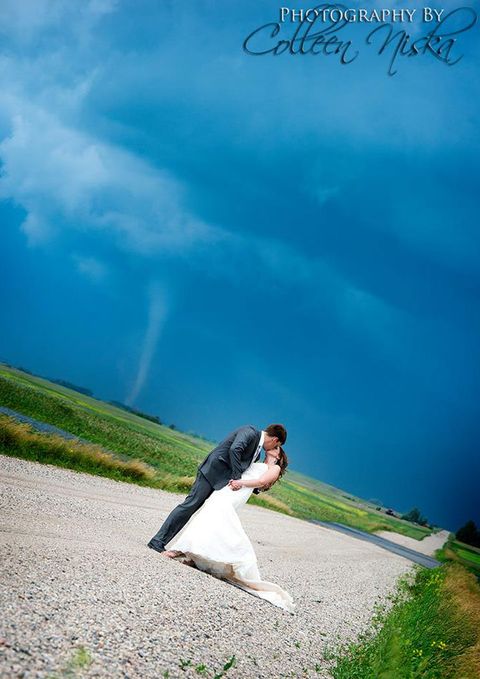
[436,536,480,583]
[326,561,480,679]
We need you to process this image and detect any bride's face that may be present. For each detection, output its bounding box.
[268,446,281,462]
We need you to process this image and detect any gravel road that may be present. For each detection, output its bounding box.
[0,455,415,679]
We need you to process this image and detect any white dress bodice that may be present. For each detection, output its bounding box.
[210,461,268,508]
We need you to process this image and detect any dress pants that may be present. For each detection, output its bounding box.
[149,470,214,549]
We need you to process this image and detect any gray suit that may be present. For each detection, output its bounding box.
[148,425,262,551]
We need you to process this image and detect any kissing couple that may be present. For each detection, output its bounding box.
[147,423,295,613]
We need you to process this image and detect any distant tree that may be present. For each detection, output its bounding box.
[130,409,161,425]
[108,400,132,412]
[401,507,429,526]
[187,431,212,442]
[18,366,33,375]
[369,498,384,507]
[50,379,94,397]
[108,400,162,425]
[456,520,480,548]
[169,424,176,430]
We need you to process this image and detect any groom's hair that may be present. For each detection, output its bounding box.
[265,423,287,444]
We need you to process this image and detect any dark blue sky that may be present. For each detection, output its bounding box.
[1,1,479,531]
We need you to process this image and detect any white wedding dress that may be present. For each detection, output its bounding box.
[165,462,295,613]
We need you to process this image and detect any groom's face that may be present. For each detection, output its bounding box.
[263,435,279,451]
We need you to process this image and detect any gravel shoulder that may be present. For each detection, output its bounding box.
[0,455,414,678]
[374,528,450,556]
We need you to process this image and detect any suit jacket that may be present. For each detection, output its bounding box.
[199,424,262,490]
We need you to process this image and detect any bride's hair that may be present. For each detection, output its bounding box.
[261,446,288,492]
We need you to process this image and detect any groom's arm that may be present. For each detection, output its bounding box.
[228,427,256,479]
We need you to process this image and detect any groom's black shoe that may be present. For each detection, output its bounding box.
[147,539,165,553]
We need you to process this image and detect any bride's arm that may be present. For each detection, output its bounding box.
[235,465,281,489]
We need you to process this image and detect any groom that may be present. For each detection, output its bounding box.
[147,423,287,556]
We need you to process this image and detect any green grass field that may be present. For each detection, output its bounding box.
[0,362,433,538]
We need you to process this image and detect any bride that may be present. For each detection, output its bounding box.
[163,446,295,614]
